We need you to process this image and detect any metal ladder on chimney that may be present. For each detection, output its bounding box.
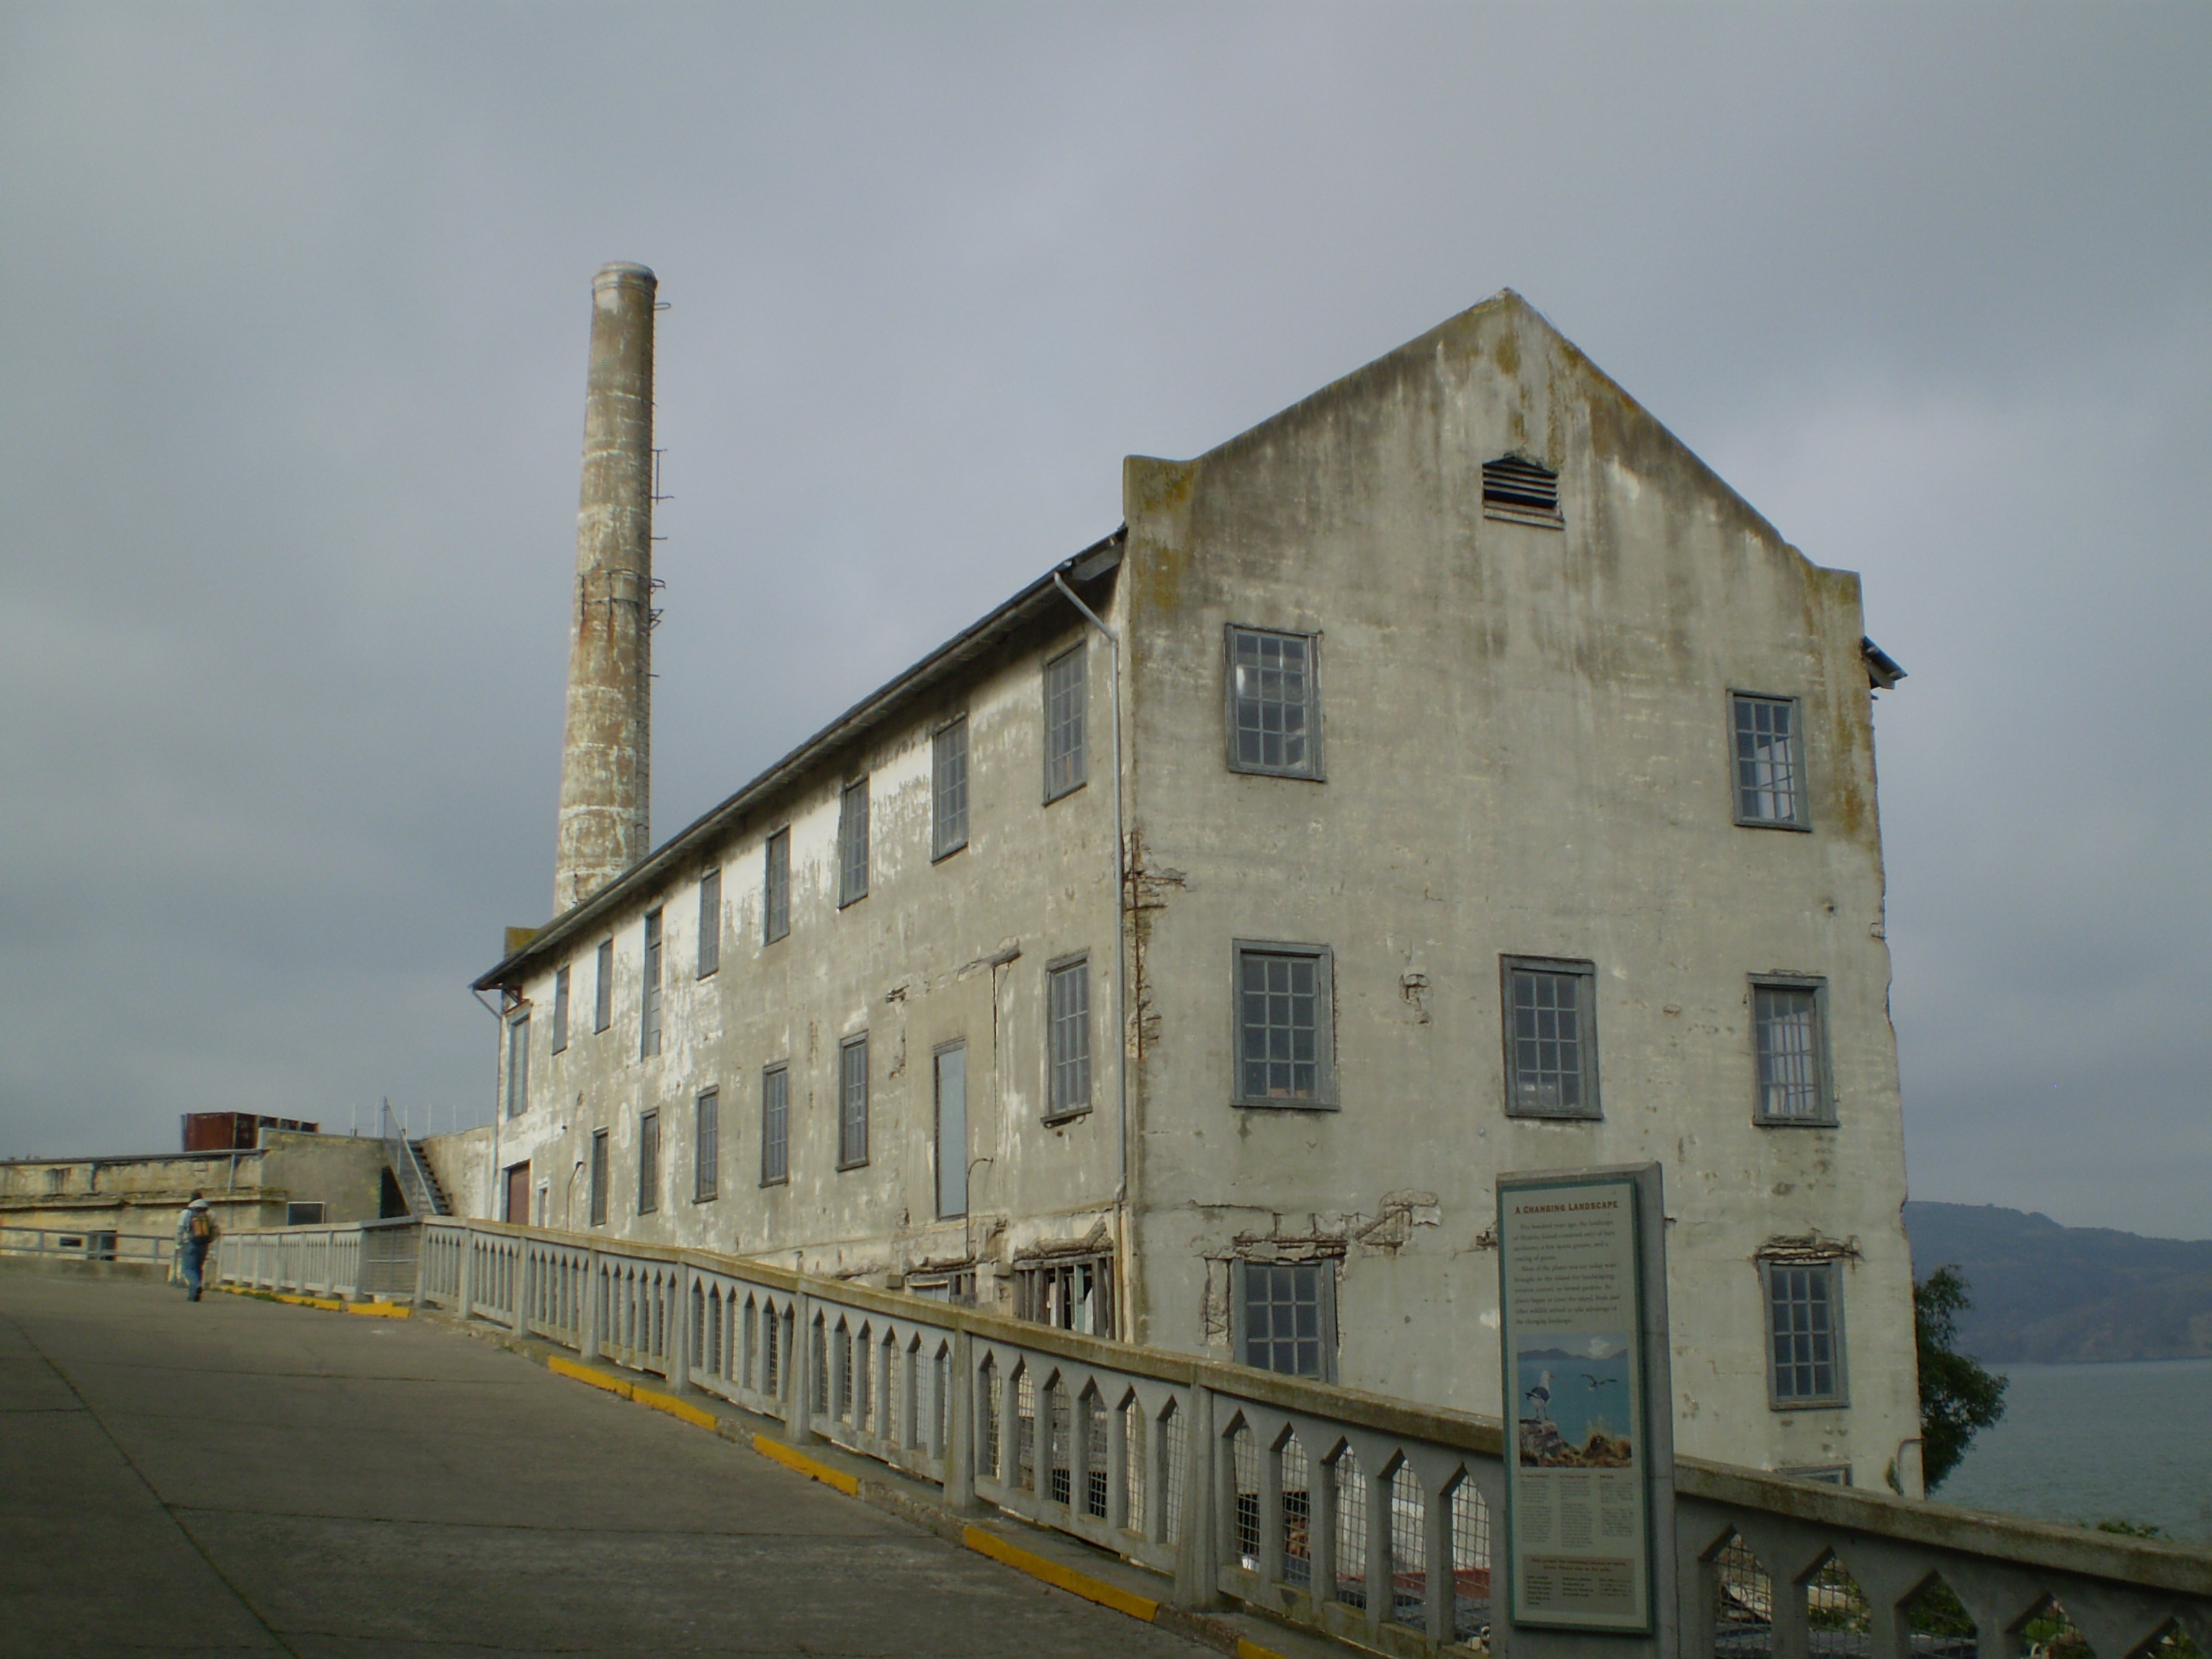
[379,1100,451,1218]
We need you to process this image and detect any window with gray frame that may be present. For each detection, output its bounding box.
[1233,1259,1335,1380]
[552,965,570,1054]
[763,829,790,943]
[1043,644,1086,801]
[837,1034,868,1168]
[1046,956,1092,1118]
[593,939,613,1032]
[838,780,870,907]
[1226,626,1321,778]
[1733,693,1808,828]
[504,1013,529,1119]
[1753,977,1832,1123]
[640,909,664,1058]
[760,1064,789,1186]
[1233,943,1334,1107]
[694,1088,719,1202]
[933,717,969,860]
[589,1129,608,1226]
[697,868,721,978]
[1765,1260,1846,1407]
[637,1109,660,1214]
[1503,956,1600,1119]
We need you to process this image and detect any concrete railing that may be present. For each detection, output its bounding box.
[1,1226,173,1265]
[212,1218,419,1300]
[235,1215,2212,1659]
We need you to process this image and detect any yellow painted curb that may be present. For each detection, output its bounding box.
[346,1302,410,1318]
[752,1434,860,1496]
[961,1525,1161,1622]
[1236,1640,1292,1659]
[549,1356,634,1397]
[273,1292,346,1310]
[634,1385,718,1430]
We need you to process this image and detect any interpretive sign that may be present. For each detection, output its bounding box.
[1498,1167,1667,1637]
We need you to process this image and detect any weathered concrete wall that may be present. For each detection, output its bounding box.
[256,1132,389,1223]
[483,606,1126,1309]
[1119,291,1918,1488]
[1,1134,392,1245]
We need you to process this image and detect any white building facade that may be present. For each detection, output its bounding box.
[459,292,1921,1491]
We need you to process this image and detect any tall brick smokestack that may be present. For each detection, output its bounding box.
[553,262,656,914]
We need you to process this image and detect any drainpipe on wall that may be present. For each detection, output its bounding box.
[1052,571,1132,1334]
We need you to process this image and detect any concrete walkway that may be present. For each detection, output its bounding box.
[0,1265,1214,1658]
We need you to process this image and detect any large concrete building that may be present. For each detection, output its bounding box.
[459,276,1921,1491]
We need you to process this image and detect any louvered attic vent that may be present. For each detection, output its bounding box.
[1481,454,1563,527]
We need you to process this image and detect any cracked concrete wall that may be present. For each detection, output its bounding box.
[455,605,1127,1312]
[1119,291,1917,1488]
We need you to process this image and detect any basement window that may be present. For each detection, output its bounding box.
[1482,454,1563,528]
[285,1202,325,1226]
[1232,1259,1336,1381]
[1014,1251,1114,1336]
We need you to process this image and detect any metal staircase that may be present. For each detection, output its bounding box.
[379,1101,451,1218]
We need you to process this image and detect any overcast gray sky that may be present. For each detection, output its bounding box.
[3,4,2206,1238]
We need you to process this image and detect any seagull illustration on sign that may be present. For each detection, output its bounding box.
[1524,1370,1554,1415]
[1581,1372,1622,1390]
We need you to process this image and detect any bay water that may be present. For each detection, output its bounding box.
[1933,1356,2212,1545]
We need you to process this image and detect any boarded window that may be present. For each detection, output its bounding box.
[838,1035,869,1168]
[552,966,570,1054]
[1503,957,1600,1120]
[589,1130,609,1226]
[504,1013,529,1119]
[637,1110,660,1215]
[1234,943,1334,1107]
[696,868,721,978]
[760,1065,789,1186]
[694,1089,719,1202]
[1733,693,1808,828]
[933,717,970,859]
[593,939,613,1032]
[1043,645,1086,801]
[1234,1260,1335,1380]
[763,829,791,943]
[1046,956,1092,1118]
[935,1043,967,1220]
[640,909,664,1058]
[1226,626,1321,778]
[838,781,870,907]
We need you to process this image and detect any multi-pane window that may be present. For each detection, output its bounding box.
[1043,645,1086,801]
[694,1089,719,1202]
[1046,956,1092,1118]
[933,717,969,860]
[1503,957,1600,1119]
[552,966,570,1054]
[637,1109,660,1214]
[593,939,613,1032]
[1766,1262,1846,1406]
[1753,979,1831,1123]
[1733,693,1808,827]
[640,909,664,1058]
[1226,626,1321,778]
[837,1035,869,1168]
[763,829,790,943]
[1014,1253,1115,1336]
[1233,943,1334,1107]
[760,1064,789,1186]
[696,868,721,979]
[503,1013,529,1118]
[589,1129,608,1226]
[1234,1260,1335,1380]
[838,780,870,907]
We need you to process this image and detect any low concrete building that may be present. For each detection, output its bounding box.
[459,284,1921,1491]
[1,1130,399,1254]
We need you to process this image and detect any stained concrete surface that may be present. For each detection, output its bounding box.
[0,1266,1211,1658]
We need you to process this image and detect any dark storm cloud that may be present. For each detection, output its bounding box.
[2,4,2206,1234]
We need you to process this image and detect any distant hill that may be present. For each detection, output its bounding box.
[1904,1202,2212,1364]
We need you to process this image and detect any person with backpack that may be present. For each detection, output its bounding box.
[176,1192,218,1302]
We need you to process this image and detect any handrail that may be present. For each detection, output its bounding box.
[0,1226,174,1264]
[213,1213,2212,1659]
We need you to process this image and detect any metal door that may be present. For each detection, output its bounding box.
[504,1161,530,1224]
